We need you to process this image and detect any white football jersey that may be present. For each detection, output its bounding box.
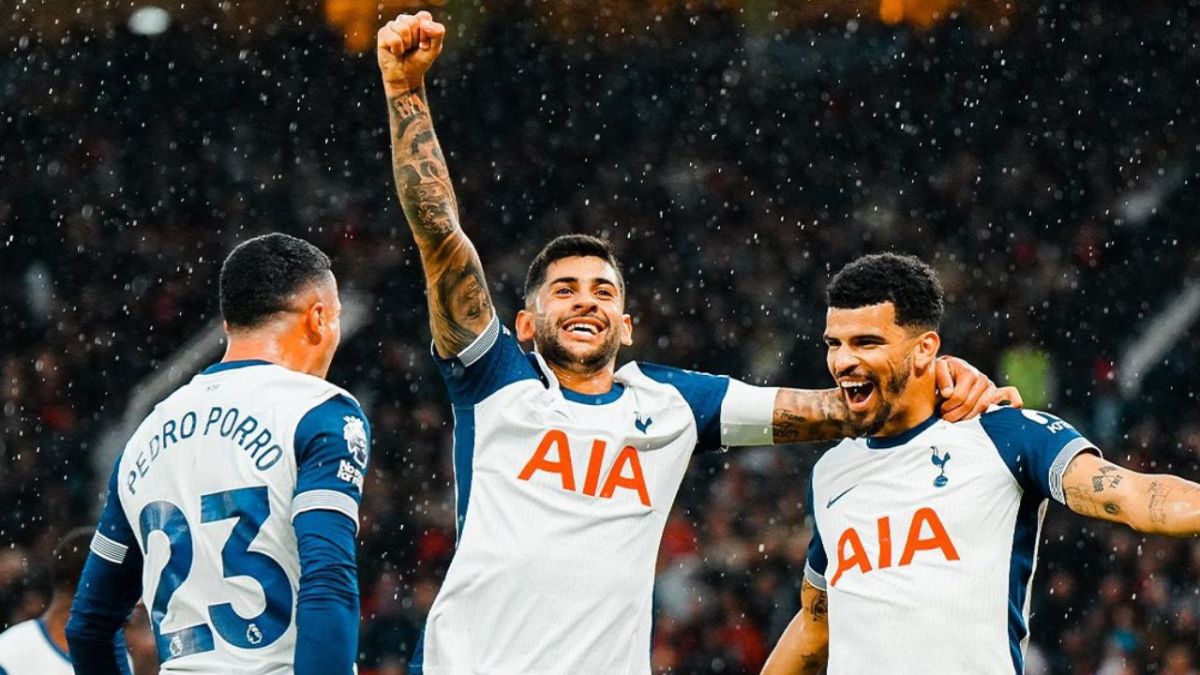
[87,360,370,673]
[412,317,777,675]
[0,620,73,675]
[0,619,132,675]
[804,408,1096,674]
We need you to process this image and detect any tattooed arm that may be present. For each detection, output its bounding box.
[1062,453,1200,536]
[770,359,1015,444]
[762,580,829,675]
[378,13,494,358]
[772,388,853,444]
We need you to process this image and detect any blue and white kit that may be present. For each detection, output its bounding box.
[412,316,779,675]
[805,407,1097,674]
[67,360,370,675]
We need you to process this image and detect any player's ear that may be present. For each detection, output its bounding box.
[305,302,327,342]
[515,309,535,342]
[619,313,633,347]
[913,330,940,371]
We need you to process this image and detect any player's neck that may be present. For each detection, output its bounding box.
[41,592,72,654]
[548,360,617,395]
[873,377,938,438]
[223,335,325,378]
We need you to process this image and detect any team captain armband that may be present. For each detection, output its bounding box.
[980,406,1099,504]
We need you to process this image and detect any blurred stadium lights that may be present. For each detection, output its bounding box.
[2,0,1014,43]
[316,0,1012,51]
[128,6,172,36]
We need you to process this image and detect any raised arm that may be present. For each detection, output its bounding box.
[770,357,1020,444]
[1062,452,1200,536]
[761,580,829,675]
[378,12,494,358]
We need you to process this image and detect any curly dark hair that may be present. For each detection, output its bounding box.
[826,253,944,330]
[219,233,332,329]
[523,234,625,303]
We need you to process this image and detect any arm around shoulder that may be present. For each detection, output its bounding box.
[771,388,852,445]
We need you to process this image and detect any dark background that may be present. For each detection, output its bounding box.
[2,0,1198,672]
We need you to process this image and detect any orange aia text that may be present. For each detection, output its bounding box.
[830,507,960,586]
[517,429,651,506]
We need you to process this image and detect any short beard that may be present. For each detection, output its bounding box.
[849,355,913,437]
[534,313,621,373]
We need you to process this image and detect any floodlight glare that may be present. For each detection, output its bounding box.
[129,6,171,36]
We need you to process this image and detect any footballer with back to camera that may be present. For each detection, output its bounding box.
[66,234,370,674]
[762,254,1200,675]
[378,13,1022,675]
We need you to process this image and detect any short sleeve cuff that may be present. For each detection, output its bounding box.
[293,489,360,531]
[90,532,130,565]
[719,381,779,447]
[452,315,501,367]
[1048,437,1100,504]
[804,561,828,592]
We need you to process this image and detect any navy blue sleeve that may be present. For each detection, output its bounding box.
[293,509,359,675]
[979,407,1099,504]
[803,475,828,590]
[637,363,730,451]
[432,316,539,406]
[67,460,143,675]
[114,630,133,675]
[293,395,371,528]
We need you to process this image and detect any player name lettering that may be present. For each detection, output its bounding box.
[831,507,960,587]
[126,406,285,495]
[517,429,651,507]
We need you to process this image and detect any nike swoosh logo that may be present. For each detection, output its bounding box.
[826,486,856,508]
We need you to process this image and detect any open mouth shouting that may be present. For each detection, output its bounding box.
[840,378,877,412]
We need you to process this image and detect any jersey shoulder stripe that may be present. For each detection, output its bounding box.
[977,406,1098,503]
[433,316,539,406]
[624,362,728,449]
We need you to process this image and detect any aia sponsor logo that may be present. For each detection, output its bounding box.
[517,429,651,506]
[830,507,960,586]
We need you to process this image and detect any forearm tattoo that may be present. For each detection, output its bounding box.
[1148,480,1170,525]
[387,87,491,354]
[1066,464,1125,517]
[389,89,459,241]
[1066,465,1200,534]
[809,590,828,622]
[773,389,852,443]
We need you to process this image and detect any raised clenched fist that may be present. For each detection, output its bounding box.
[377,11,446,95]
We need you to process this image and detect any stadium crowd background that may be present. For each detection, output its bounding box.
[2,0,1199,672]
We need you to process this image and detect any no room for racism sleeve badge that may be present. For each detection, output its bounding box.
[343,416,369,467]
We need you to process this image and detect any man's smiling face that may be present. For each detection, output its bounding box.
[519,255,632,373]
[824,302,923,436]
